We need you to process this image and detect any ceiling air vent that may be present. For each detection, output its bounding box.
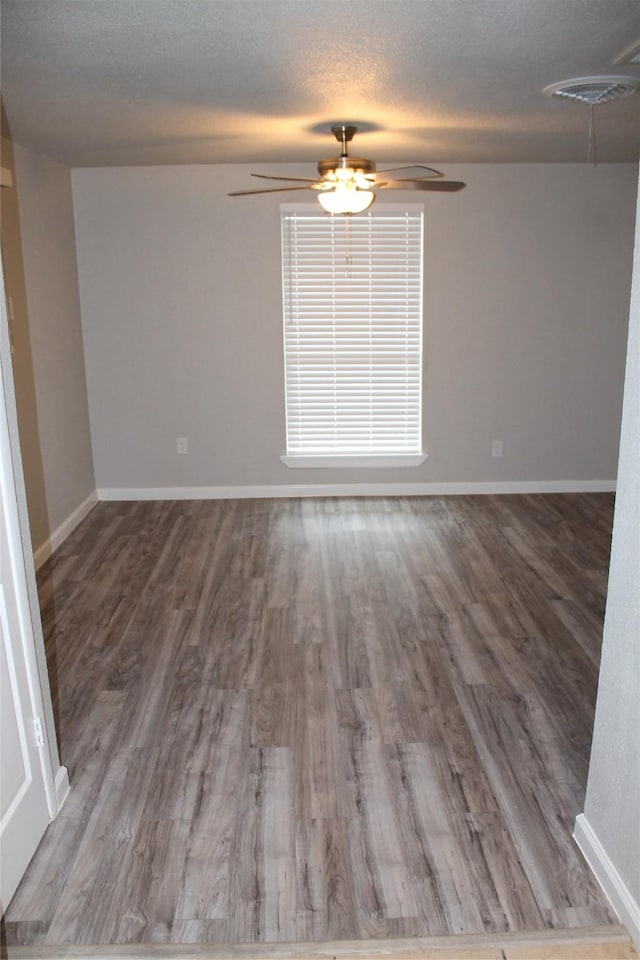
[543,75,640,105]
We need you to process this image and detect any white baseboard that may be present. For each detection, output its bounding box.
[33,490,98,569]
[574,813,640,950]
[54,765,70,813]
[97,479,616,501]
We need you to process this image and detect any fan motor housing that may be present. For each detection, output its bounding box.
[318,156,376,178]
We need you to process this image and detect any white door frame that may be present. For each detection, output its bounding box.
[1,258,68,832]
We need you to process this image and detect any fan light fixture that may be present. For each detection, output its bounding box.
[317,181,375,214]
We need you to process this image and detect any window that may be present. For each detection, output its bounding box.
[281,204,426,467]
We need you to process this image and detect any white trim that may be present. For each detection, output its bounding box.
[280,454,428,469]
[1,325,59,851]
[97,479,616,501]
[574,813,640,950]
[33,490,98,570]
[54,764,70,813]
[8,925,630,959]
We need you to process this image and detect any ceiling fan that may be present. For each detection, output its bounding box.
[228,124,466,214]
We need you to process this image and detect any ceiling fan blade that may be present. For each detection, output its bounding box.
[376,165,443,179]
[378,179,466,192]
[228,184,315,197]
[251,174,322,183]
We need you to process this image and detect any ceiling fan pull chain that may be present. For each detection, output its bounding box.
[588,104,598,167]
[344,216,352,278]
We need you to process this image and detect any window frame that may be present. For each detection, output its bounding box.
[280,203,427,469]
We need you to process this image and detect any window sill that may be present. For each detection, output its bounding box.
[280,454,428,469]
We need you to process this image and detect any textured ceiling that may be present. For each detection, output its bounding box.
[1,0,640,167]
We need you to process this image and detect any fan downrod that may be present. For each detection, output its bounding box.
[331,124,358,153]
[319,125,375,179]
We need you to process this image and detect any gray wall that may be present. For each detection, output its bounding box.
[72,162,636,493]
[1,139,95,554]
[582,166,640,932]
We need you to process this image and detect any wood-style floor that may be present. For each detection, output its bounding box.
[4,494,619,948]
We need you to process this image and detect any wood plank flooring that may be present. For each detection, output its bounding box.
[4,494,619,948]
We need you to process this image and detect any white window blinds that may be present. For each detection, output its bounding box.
[281,206,424,459]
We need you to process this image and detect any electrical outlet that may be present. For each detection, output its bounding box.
[177,437,188,455]
[491,440,504,458]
